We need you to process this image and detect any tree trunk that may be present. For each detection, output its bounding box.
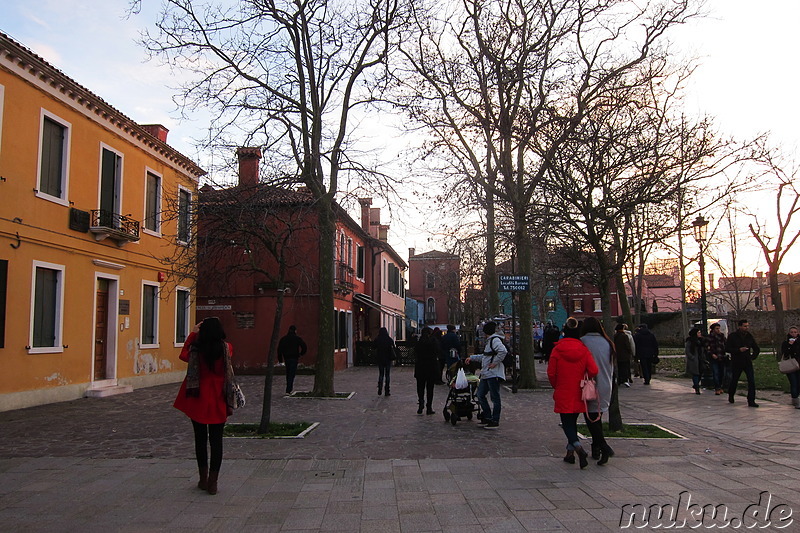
[515,220,537,389]
[313,197,337,396]
[259,286,284,433]
[485,184,498,316]
[769,269,785,357]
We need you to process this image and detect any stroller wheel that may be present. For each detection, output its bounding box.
[466,412,473,421]
[451,415,458,426]
[443,410,451,422]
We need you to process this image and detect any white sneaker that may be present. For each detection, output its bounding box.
[623,382,631,388]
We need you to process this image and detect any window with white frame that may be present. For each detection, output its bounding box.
[177,187,191,244]
[572,299,582,313]
[426,297,436,322]
[37,111,71,203]
[141,282,159,347]
[593,298,602,312]
[144,170,162,234]
[175,287,190,344]
[30,261,65,352]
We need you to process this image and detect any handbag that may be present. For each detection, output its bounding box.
[778,356,800,374]
[581,372,601,423]
[224,344,246,410]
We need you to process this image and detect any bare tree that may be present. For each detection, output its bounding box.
[395,0,699,389]
[748,147,800,351]
[140,0,412,396]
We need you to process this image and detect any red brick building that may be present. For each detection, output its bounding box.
[407,249,461,326]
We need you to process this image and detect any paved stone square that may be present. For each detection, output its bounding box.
[1,366,798,531]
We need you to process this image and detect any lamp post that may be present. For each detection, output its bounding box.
[692,215,709,334]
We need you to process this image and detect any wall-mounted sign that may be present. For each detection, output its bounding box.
[119,299,130,315]
[196,305,232,311]
[499,275,530,292]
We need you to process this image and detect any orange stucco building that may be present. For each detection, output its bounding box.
[0,32,204,410]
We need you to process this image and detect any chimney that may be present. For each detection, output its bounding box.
[378,224,389,242]
[358,197,372,232]
[409,248,415,258]
[236,147,262,187]
[141,124,169,143]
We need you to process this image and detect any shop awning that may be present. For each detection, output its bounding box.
[353,293,405,317]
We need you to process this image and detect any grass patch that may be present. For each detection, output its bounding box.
[224,422,313,438]
[655,350,791,392]
[289,391,354,399]
[578,423,681,439]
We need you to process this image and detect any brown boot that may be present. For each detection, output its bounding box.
[207,470,219,495]
[197,467,208,491]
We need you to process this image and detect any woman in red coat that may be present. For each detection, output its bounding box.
[547,317,598,469]
[173,317,233,495]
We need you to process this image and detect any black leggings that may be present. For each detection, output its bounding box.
[416,378,435,408]
[192,420,225,472]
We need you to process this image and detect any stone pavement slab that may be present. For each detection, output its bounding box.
[0,366,798,531]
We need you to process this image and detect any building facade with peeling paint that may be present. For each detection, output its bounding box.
[0,32,204,411]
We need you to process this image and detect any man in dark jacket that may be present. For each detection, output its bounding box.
[633,324,659,385]
[277,325,307,394]
[725,319,760,407]
[440,325,462,381]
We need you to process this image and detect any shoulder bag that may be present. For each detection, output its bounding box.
[778,356,800,374]
[581,372,601,422]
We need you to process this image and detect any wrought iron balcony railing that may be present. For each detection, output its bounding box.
[89,209,140,245]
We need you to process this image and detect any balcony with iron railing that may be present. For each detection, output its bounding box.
[89,209,140,246]
[334,261,355,293]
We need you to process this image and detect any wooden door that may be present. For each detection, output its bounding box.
[94,279,109,380]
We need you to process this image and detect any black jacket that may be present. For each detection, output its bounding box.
[633,328,659,360]
[725,329,760,365]
[373,332,396,365]
[277,332,307,362]
[780,334,800,362]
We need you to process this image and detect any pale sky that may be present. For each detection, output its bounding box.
[1,0,798,274]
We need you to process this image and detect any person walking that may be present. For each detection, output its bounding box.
[373,327,396,397]
[779,325,800,408]
[414,327,440,414]
[277,325,307,394]
[542,322,560,364]
[685,328,705,394]
[580,317,615,465]
[173,317,234,495]
[466,321,506,429]
[633,324,659,385]
[432,327,446,384]
[725,319,760,407]
[440,324,462,382]
[547,317,598,469]
[614,324,633,387]
[706,323,728,395]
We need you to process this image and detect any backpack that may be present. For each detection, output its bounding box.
[486,335,513,364]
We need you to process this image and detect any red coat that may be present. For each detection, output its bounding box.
[547,337,599,414]
[173,332,233,424]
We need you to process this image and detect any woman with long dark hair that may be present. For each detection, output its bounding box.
[580,317,615,465]
[173,317,233,495]
[414,327,440,414]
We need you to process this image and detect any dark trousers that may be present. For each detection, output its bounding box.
[477,377,502,422]
[640,358,653,384]
[728,359,756,403]
[191,420,224,472]
[584,412,608,451]
[378,363,391,389]
[617,361,631,384]
[710,358,726,389]
[285,357,299,393]
[559,413,581,449]
[788,370,800,399]
[416,377,435,408]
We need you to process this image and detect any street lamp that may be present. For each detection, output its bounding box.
[692,215,709,334]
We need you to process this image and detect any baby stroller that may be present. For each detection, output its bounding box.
[442,360,481,426]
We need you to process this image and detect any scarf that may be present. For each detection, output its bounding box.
[185,344,201,397]
[223,343,236,410]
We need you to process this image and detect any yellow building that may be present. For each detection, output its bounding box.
[0,32,204,411]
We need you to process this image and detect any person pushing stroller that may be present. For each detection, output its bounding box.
[465,321,506,429]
